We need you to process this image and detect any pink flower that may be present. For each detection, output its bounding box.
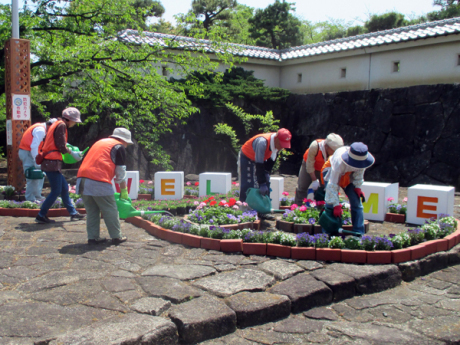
[236,200,242,205]
[403,197,408,203]
[290,204,298,210]
[193,201,199,205]
[235,183,239,187]
[232,205,239,210]
[224,204,229,207]
[387,197,394,202]
[186,182,191,186]
[310,202,317,208]
[299,205,307,212]
[148,181,153,185]
[242,202,248,207]
[282,191,289,196]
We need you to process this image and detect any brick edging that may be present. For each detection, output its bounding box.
[126,216,460,265]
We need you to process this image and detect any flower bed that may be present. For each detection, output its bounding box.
[0,196,86,217]
[126,214,460,264]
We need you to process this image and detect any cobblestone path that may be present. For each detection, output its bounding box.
[0,216,459,344]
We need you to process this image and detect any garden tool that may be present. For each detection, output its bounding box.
[245,188,272,214]
[62,144,89,164]
[114,192,173,219]
[24,167,45,179]
[318,207,362,236]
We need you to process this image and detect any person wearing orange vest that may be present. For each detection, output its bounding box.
[320,142,375,235]
[238,128,292,218]
[18,118,57,202]
[76,128,132,245]
[294,133,343,205]
[35,107,86,224]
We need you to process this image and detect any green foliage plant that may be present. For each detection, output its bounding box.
[343,236,363,250]
[328,236,345,249]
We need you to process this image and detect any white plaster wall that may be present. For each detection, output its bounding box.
[280,55,370,94]
[369,42,460,89]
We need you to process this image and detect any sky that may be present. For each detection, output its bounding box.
[0,0,438,26]
[159,0,438,25]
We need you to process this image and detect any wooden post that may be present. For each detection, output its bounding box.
[4,38,31,192]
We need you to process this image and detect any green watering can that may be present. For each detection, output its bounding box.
[114,193,172,219]
[62,144,89,164]
[24,167,44,179]
[318,207,362,236]
[246,188,272,214]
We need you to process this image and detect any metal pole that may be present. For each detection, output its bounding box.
[12,0,19,39]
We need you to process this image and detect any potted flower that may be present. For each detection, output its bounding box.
[242,230,267,256]
[291,233,316,260]
[367,236,393,264]
[266,231,294,258]
[279,192,292,209]
[342,236,367,263]
[385,197,407,223]
[138,180,153,200]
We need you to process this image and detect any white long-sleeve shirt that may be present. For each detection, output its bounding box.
[30,125,47,161]
[323,146,365,206]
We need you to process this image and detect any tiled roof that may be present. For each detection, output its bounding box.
[118,17,460,62]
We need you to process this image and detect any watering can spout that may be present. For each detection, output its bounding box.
[114,193,173,219]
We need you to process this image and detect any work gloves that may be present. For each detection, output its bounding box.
[354,188,366,203]
[259,183,269,196]
[70,151,83,162]
[333,205,343,218]
[120,187,129,200]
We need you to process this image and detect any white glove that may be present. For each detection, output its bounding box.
[70,151,83,162]
[310,180,320,191]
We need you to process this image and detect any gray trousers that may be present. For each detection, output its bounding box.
[294,161,321,205]
[81,194,122,240]
[18,149,45,201]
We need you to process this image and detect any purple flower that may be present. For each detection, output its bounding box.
[308,218,316,224]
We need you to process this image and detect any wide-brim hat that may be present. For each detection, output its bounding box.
[62,107,82,123]
[110,127,133,145]
[341,142,375,169]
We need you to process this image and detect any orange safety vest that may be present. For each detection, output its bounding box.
[77,138,120,184]
[321,158,351,189]
[40,120,67,161]
[303,139,325,171]
[241,133,274,162]
[19,123,46,151]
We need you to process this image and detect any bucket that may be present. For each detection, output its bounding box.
[245,188,271,214]
[24,167,44,179]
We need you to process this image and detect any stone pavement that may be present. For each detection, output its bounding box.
[0,216,459,345]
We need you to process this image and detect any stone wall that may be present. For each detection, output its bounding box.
[4,83,459,189]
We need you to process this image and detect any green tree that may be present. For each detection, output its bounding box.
[301,19,351,44]
[219,4,255,45]
[0,0,242,168]
[364,12,408,33]
[248,0,302,49]
[191,0,238,32]
[428,0,460,20]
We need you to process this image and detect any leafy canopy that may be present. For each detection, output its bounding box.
[0,0,243,168]
[248,0,302,49]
